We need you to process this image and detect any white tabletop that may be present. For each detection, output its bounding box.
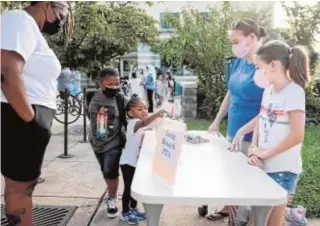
[131,130,287,206]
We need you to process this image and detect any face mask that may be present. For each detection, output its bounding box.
[254,69,270,89]
[42,19,62,35]
[102,87,120,98]
[232,38,249,58]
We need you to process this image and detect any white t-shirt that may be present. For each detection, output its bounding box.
[1,10,61,109]
[130,78,142,97]
[258,82,305,174]
[120,119,145,167]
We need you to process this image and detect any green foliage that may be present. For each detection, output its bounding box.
[293,125,320,218]
[282,2,320,75]
[152,2,235,119]
[187,119,320,218]
[0,1,26,11]
[1,2,157,78]
[48,2,157,77]
[281,2,320,125]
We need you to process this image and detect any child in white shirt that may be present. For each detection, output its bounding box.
[129,72,142,97]
[249,40,311,226]
[119,94,167,225]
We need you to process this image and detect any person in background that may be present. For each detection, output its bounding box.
[58,65,72,99]
[205,19,266,224]
[1,1,72,225]
[119,95,167,224]
[167,71,175,101]
[248,40,310,226]
[70,69,81,97]
[155,71,165,108]
[87,68,128,219]
[144,65,156,113]
[130,72,142,97]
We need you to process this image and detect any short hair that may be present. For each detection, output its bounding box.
[99,68,119,80]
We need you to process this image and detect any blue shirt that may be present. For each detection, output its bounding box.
[145,73,155,91]
[227,58,264,142]
[174,81,183,96]
[57,68,72,92]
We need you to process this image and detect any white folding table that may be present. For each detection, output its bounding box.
[131,130,287,226]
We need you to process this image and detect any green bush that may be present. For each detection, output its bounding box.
[293,126,320,218]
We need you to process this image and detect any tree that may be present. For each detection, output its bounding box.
[48,2,157,78]
[152,2,235,118]
[282,2,320,75]
[1,2,158,78]
[235,4,286,42]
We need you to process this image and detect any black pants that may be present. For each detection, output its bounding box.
[147,89,154,113]
[121,164,137,213]
[1,103,54,181]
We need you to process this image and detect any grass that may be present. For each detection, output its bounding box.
[186,119,320,218]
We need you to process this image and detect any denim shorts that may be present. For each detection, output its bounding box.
[94,148,122,180]
[268,172,299,194]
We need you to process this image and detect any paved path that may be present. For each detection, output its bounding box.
[1,120,319,226]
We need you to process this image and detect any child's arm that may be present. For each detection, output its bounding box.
[238,116,259,137]
[133,110,165,133]
[251,118,259,147]
[266,110,304,158]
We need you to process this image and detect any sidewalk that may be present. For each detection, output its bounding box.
[1,120,319,226]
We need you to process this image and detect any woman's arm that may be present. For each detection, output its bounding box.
[237,116,259,138]
[251,118,259,146]
[1,50,34,122]
[134,111,164,132]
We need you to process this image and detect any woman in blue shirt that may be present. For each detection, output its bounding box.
[145,65,156,112]
[205,19,267,222]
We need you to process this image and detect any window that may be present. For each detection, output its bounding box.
[160,12,180,29]
[199,12,210,22]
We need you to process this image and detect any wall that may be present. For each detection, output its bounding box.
[175,76,198,119]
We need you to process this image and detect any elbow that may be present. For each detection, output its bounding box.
[291,131,304,145]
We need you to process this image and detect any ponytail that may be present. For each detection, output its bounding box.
[288,46,311,88]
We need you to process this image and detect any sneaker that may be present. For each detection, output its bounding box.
[131,208,146,220]
[120,211,139,225]
[106,196,118,218]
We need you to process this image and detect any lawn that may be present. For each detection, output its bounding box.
[186,119,320,218]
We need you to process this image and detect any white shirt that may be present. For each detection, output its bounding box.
[258,82,305,174]
[120,119,145,167]
[1,10,61,109]
[130,78,142,97]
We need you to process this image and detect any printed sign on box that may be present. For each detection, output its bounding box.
[152,118,186,185]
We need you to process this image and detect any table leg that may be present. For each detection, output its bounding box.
[251,206,272,226]
[143,203,163,226]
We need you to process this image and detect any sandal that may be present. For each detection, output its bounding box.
[206,210,229,221]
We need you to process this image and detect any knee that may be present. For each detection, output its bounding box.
[4,179,38,198]
[103,170,119,180]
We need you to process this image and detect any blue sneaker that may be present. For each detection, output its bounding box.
[120,211,139,225]
[131,208,146,220]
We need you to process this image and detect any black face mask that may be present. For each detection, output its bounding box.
[42,19,62,35]
[102,87,120,98]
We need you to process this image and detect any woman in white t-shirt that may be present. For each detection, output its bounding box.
[248,40,310,226]
[129,72,142,97]
[119,94,167,225]
[1,2,72,225]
